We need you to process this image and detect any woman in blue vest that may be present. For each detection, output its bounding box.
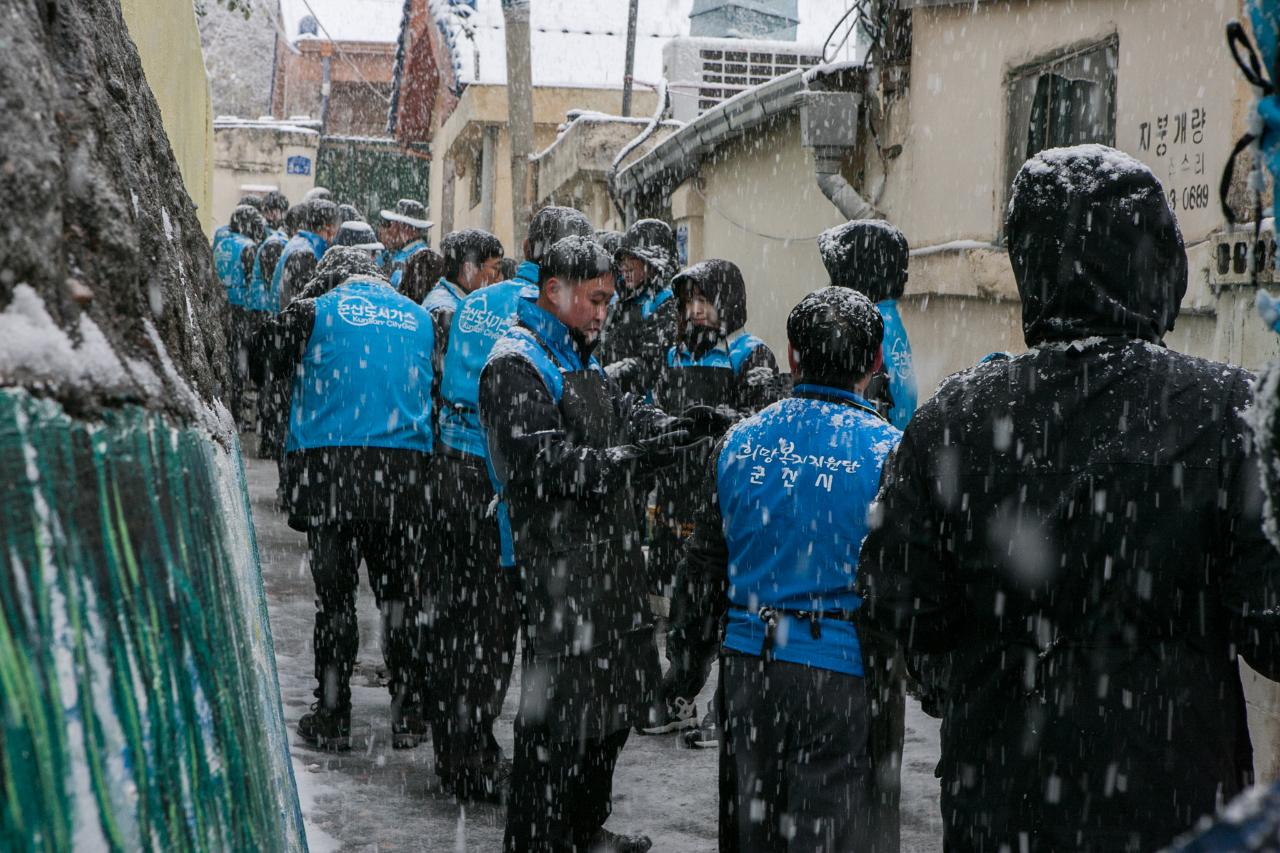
[261,247,436,752]
[426,207,591,804]
[214,204,266,427]
[639,259,780,744]
[480,235,713,853]
[681,286,902,852]
[819,219,918,430]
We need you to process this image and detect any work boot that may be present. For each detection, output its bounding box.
[682,707,718,749]
[297,704,351,752]
[391,702,428,750]
[637,695,697,735]
[582,827,653,853]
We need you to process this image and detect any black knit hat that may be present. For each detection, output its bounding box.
[818,220,909,302]
[615,219,677,279]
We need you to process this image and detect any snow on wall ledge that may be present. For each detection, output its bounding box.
[0,386,305,851]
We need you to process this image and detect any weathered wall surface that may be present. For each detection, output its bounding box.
[213,122,320,226]
[0,3,304,846]
[121,0,216,235]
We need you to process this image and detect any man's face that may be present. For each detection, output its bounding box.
[382,222,413,251]
[545,273,615,343]
[318,221,340,242]
[460,255,504,293]
[264,210,284,229]
[618,255,650,292]
[685,291,719,329]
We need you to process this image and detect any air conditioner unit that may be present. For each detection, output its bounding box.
[663,37,825,123]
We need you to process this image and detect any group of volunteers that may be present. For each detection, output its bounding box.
[211,142,1280,853]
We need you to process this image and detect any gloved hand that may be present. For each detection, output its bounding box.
[604,357,641,382]
[633,429,711,471]
[681,405,737,440]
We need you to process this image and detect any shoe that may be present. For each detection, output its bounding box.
[441,758,512,804]
[682,708,718,749]
[297,704,351,752]
[583,828,653,853]
[637,695,698,735]
[391,702,428,750]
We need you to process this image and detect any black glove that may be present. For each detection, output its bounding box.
[633,429,710,471]
[681,405,738,440]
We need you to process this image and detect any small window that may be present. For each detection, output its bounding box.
[1004,36,1118,230]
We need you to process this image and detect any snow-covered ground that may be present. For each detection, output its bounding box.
[246,454,944,851]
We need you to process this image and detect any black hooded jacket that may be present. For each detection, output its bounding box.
[858,146,1280,852]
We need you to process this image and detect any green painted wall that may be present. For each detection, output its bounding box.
[0,390,304,851]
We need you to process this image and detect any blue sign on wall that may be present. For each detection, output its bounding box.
[287,155,312,176]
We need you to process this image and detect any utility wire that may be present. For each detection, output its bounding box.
[294,0,395,105]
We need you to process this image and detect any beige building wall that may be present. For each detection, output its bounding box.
[672,113,849,360]
[120,0,215,234]
[429,86,657,252]
[212,124,321,227]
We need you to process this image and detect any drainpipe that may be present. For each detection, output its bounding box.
[480,126,498,233]
[801,90,877,220]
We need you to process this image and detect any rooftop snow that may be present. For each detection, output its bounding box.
[432,0,859,89]
[278,0,405,45]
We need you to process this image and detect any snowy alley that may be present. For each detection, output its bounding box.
[247,452,944,851]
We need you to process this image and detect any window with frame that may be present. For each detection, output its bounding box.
[1003,35,1118,229]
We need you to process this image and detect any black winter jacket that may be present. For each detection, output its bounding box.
[597,286,678,399]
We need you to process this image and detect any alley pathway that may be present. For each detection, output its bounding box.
[246,454,944,851]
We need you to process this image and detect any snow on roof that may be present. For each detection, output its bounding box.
[278,0,405,45]
[430,0,859,89]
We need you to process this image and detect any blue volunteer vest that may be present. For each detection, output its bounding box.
[213,232,255,308]
[878,299,917,430]
[439,262,541,458]
[270,230,328,304]
[285,278,435,454]
[717,385,903,676]
[390,239,429,290]
[211,224,232,253]
[246,228,289,313]
[422,277,465,315]
[666,331,765,372]
[484,293,602,568]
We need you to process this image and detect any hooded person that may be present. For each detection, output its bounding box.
[261,247,436,752]
[212,193,266,252]
[215,204,268,425]
[819,219,917,430]
[679,285,901,852]
[395,241,446,305]
[424,228,505,400]
[858,144,1280,853]
[638,259,781,744]
[596,219,680,399]
[379,198,434,289]
[480,235,713,853]
[260,190,290,230]
[423,208,591,804]
[303,186,333,202]
[337,203,364,224]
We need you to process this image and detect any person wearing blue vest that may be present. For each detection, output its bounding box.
[481,235,712,853]
[214,204,266,426]
[819,219,918,431]
[680,286,902,852]
[426,208,588,804]
[597,219,679,399]
[379,198,434,289]
[271,199,340,310]
[639,260,781,746]
[395,241,445,305]
[424,229,504,415]
[211,193,264,253]
[262,247,435,753]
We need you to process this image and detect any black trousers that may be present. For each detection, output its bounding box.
[424,451,519,781]
[307,520,423,711]
[721,653,870,853]
[503,721,630,853]
[226,306,256,428]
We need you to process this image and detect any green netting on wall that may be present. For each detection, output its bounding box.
[316,135,431,222]
[0,389,305,852]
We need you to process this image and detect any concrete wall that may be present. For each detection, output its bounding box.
[121,0,215,234]
[671,112,848,359]
[212,123,320,226]
[429,86,657,251]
